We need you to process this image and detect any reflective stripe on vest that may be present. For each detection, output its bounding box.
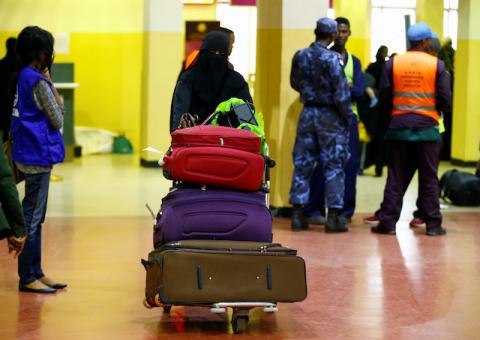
[343,52,358,118]
[392,51,439,121]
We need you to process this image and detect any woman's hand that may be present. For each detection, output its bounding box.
[7,235,26,258]
[42,68,52,82]
[178,113,199,129]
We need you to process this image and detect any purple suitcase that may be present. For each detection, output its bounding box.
[153,187,272,247]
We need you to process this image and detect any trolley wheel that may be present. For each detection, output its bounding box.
[143,298,153,309]
[231,308,250,334]
[163,305,172,313]
[232,315,248,334]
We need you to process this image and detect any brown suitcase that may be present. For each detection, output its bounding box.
[142,240,307,307]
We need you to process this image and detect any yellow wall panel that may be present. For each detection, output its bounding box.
[255,28,314,207]
[141,31,183,161]
[346,38,371,69]
[334,0,371,39]
[416,0,443,38]
[452,39,480,162]
[58,33,143,150]
[0,31,143,150]
[0,0,142,32]
[183,4,217,22]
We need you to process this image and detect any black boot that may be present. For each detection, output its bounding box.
[291,205,308,231]
[325,208,348,233]
[371,224,396,235]
[426,226,446,236]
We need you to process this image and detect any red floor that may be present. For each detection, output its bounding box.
[1,212,479,339]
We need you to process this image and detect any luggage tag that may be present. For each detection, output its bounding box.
[143,147,165,166]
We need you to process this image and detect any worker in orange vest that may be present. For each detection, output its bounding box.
[370,22,452,236]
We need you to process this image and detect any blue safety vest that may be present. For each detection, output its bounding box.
[11,67,65,166]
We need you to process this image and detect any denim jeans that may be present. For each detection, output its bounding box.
[18,171,51,286]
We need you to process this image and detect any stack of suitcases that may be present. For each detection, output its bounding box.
[142,122,307,334]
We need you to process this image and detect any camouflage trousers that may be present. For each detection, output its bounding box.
[289,106,350,208]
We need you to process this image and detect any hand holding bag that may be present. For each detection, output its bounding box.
[3,138,25,184]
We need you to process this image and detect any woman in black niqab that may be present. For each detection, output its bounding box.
[170,31,252,131]
[193,31,230,104]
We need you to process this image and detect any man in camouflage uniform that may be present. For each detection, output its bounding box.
[289,17,352,233]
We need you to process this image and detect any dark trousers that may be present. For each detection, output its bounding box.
[374,137,444,220]
[304,115,360,217]
[378,141,442,230]
[18,171,51,285]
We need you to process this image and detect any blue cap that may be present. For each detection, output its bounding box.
[316,17,338,34]
[407,22,433,41]
[431,32,438,39]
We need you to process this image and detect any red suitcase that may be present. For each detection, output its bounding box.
[163,126,266,191]
[171,126,261,153]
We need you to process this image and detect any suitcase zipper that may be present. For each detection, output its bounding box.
[161,249,294,256]
[158,244,296,256]
[171,142,259,153]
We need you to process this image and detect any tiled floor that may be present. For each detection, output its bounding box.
[1,154,479,339]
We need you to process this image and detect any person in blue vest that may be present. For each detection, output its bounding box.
[304,17,364,226]
[12,26,67,293]
[289,18,352,232]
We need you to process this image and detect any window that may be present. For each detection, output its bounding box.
[370,0,416,62]
[443,0,458,48]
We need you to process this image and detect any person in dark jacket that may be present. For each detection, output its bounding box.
[366,45,388,91]
[0,145,26,258]
[303,17,364,226]
[0,37,20,142]
[288,17,352,232]
[12,26,67,293]
[438,37,454,86]
[170,31,252,132]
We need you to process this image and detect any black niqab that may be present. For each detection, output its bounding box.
[192,31,230,103]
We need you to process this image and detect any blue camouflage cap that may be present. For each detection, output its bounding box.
[407,22,433,41]
[316,17,338,34]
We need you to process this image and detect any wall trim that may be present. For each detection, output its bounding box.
[450,158,477,167]
[270,206,292,217]
[140,158,160,168]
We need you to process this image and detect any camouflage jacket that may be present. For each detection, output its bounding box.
[290,41,353,119]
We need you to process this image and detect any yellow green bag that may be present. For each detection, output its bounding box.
[206,98,267,154]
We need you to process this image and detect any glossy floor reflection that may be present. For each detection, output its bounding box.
[1,212,479,339]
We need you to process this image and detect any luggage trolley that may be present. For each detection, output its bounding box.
[143,297,278,334]
[141,111,303,335]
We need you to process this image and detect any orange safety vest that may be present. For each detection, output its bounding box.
[392,51,439,121]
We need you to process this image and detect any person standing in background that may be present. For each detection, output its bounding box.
[13,26,67,293]
[438,37,454,88]
[0,144,26,259]
[170,31,252,132]
[0,38,20,142]
[364,31,451,229]
[304,17,364,226]
[370,23,451,236]
[366,45,388,91]
[289,18,351,233]
[437,36,455,160]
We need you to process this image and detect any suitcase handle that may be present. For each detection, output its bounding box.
[266,265,272,290]
[197,265,203,290]
[261,156,276,193]
[141,259,152,270]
